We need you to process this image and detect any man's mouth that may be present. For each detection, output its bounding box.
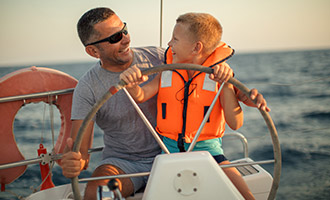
[119,47,130,53]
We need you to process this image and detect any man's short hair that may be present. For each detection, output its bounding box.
[77,7,115,46]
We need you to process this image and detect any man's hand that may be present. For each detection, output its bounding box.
[236,88,271,112]
[60,138,84,178]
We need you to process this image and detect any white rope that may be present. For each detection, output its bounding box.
[49,95,56,150]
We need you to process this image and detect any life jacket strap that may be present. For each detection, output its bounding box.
[177,133,186,152]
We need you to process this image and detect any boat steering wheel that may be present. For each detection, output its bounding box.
[71,63,281,200]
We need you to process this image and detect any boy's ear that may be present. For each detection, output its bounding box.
[85,46,100,58]
[193,41,203,54]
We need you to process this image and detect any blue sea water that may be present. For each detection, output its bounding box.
[0,49,330,200]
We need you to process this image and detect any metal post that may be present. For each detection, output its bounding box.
[187,83,224,152]
[123,88,170,154]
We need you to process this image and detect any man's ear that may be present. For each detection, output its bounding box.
[193,41,203,54]
[85,46,100,58]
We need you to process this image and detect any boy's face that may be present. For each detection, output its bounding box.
[168,23,196,64]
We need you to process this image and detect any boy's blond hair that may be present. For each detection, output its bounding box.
[176,12,222,53]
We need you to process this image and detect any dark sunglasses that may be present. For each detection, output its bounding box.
[85,22,128,46]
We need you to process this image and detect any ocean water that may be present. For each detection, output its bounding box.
[0,49,330,200]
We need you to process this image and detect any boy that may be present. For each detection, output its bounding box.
[120,13,255,199]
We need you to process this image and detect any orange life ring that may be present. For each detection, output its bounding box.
[0,66,77,188]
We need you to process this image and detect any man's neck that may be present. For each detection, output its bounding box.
[100,51,134,72]
[101,62,132,72]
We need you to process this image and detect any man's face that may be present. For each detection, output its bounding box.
[92,15,133,69]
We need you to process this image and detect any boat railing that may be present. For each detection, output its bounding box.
[0,146,104,170]
[0,131,251,170]
[0,88,75,103]
[223,132,249,158]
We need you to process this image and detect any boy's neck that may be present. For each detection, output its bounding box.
[186,51,212,78]
[192,52,210,66]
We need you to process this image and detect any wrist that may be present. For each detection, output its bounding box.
[234,86,241,99]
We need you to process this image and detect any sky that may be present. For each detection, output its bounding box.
[1,0,330,67]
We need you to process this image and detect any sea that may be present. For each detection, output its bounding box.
[0,49,330,200]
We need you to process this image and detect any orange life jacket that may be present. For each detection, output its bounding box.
[156,42,234,145]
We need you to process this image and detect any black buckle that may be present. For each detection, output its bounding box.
[177,133,186,152]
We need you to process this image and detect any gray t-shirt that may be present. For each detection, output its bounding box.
[71,46,164,161]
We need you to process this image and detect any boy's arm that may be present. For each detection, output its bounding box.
[220,83,244,130]
[210,63,243,130]
[120,66,160,103]
[210,62,270,112]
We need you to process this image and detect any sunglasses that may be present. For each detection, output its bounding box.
[85,22,128,46]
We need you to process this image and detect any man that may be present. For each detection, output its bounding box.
[60,7,270,200]
[60,7,164,199]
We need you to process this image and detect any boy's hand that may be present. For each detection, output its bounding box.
[120,65,149,88]
[209,63,233,83]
